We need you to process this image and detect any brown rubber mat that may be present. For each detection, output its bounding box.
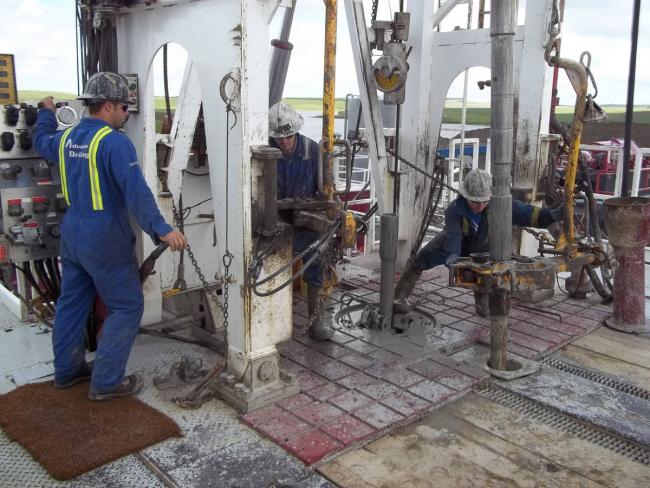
[0,380,181,480]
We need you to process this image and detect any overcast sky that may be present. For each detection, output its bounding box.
[2,0,648,105]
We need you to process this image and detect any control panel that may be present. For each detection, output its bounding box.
[0,100,85,262]
[1,100,87,160]
[0,159,65,261]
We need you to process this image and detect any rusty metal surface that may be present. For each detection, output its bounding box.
[341,211,357,249]
[277,198,338,211]
[549,56,588,254]
[451,257,557,293]
[604,197,650,331]
[321,0,337,203]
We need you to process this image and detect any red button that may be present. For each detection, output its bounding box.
[32,196,47,203]
[23,222,39,228]
[8,199,22,205]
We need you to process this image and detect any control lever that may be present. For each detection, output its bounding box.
[139,242,169,282]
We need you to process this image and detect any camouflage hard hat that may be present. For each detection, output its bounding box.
[77,72,134,105]
[269,102,304,138]
[460,169,492,202]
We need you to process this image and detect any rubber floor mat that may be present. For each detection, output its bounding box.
[0,380,181,480]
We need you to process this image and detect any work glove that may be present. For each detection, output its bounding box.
[445,254,460,268]
[550,204,565,223]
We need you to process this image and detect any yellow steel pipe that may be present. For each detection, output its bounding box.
[552,57,588,257]
[322,0,337,202]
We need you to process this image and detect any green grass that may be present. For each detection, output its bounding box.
[18,90,78,102]
[20,91,649,124]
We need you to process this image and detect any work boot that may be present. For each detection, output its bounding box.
[393,259,423,313]
[307,285,334,341]
[88,374,144,402]
[54,361,93,389]
[474,291,490,317]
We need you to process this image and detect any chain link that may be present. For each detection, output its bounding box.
[170,199,210,288]
[371,0,379,24]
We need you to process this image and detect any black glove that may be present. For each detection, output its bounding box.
[550,204,565,223]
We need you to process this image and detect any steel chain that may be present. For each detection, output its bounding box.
[371,0,379,23]
[171,199,211,289]
[218,72,240,349]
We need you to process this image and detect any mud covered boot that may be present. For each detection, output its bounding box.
[474,291,490,317]
[88,374,144,402]
[307,285,334,341]
[393,259,423,313]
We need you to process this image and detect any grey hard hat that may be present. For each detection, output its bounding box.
[77,72,134,105]
[269,102,304,138]
[459,169,492,202]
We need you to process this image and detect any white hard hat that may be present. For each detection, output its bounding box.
[269,102,304,138]
[460,169,492,202]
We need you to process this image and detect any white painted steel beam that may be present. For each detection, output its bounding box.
[116,0,293,406]
[344,0,390,215]
[514,0,556,200]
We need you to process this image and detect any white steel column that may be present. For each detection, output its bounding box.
[514,0,555,200]
[398,0,435,266]
[116,0,296,411]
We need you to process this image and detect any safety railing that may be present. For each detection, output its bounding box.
[572,144,650,200]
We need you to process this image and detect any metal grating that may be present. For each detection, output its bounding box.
[478,384,650,465]
[541,357,650,400]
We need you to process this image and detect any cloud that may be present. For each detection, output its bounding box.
[1,0,78,94]
[3,0,648,104]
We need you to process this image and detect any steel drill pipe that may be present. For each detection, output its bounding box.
[604,197,650,335]
[251,146,282,233]
[322,0,338,203]
[488,0,516,371]
[269,1,296,106]
[379,214,399,323]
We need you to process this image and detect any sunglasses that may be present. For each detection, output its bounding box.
[113,102,129,112]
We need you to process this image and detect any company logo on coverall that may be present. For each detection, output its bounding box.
[65,138,88,158]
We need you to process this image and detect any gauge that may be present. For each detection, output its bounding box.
[56,105,78,127]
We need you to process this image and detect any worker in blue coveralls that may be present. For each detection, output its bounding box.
[394,169,563,316]
[269,102,333,341]
[34,72,187,401]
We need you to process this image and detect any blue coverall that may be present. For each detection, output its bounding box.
[412,195,560,270]
[271,133,323,286]
[34,110,172,394]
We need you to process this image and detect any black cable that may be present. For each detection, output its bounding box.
[41,259,58,300]
[252,236,335,297]
[344,101,364,211]
[34,260,57,301]
[185,197,213,210]
[185,170,210,177]
[14,263,56,316]
[620,0,641,197]
[412,160,445,254]
[53,257,62,285]
[251,221,340,288]
[393,104,401,214]
[45,257,61,297]
[163,44,173,130]
[75,1,80,94]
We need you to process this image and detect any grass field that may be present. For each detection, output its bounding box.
[18,91,649,124]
